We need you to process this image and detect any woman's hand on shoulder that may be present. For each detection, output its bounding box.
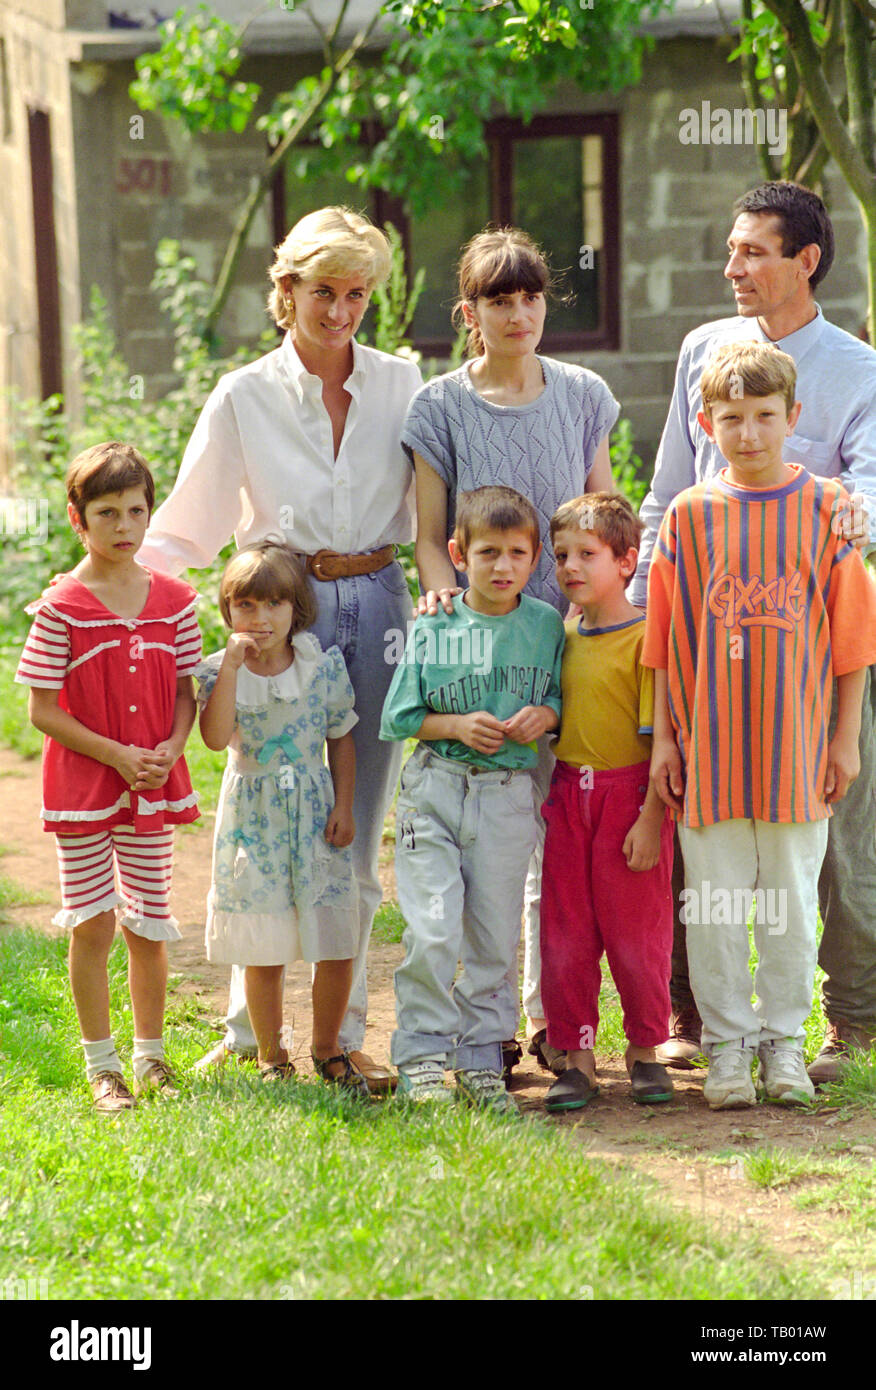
[415,586,461,618]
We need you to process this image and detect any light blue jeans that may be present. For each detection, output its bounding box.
[391,745,538,1073]
[222,561,410,1054]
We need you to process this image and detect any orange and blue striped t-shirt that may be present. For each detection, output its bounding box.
[641,465,876,827]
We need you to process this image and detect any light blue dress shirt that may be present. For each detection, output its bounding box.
[631,305,876,607]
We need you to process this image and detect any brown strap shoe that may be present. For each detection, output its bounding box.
[808,1019,876,1086]
[655,1008,706,1070]
[347,1050,397,1094]
[90,1071,135,1113]
[133,1060,178,1098]
[527,1029,567,1077]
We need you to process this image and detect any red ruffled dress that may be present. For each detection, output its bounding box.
[15,570,201,835]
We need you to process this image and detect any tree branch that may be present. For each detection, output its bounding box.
[739,0,780,179]
[842,0,875,174]
[761,0,875,207]
[204,6,383,337]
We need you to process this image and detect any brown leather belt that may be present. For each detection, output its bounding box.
[304,545,395,581]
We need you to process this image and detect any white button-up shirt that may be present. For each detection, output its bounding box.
[140,335,423,575]
[632,305,876,606]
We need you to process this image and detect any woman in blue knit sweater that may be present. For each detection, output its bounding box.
[400,226,621,1077]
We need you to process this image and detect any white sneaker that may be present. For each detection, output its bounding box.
[703,1041,756,1110]
[758,1038,815,1106]
[396,1059,452,1104]
[454,1068,520,1117]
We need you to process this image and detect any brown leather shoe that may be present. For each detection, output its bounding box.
[133,1060,179,1098]
[90,1071,135,1113]
[808,1019,876,1086]
[655,1009,706,1070]
[347,1050,397,1094]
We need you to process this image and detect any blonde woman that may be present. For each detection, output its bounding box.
[140,207,422,1089]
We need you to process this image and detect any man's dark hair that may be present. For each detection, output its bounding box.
[733,181,834,290]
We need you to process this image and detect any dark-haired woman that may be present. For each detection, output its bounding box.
[403,226,619,1073]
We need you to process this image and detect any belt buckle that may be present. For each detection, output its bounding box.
[310,549,337,581]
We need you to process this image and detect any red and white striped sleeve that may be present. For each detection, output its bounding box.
[15,609,71,688]
[174,605,203,676]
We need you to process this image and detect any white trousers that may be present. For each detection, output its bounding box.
[678,817,829,1049]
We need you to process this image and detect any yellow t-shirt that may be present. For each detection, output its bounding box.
[552,616,654,770]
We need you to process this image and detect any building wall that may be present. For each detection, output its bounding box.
[0,0,84,457]
[0,20,869,476]
[579,38,867,466]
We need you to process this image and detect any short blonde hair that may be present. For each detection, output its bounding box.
[267,207,392,331]
[700,341,797,416]
[219,542,317,638]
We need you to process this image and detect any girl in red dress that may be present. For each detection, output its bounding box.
[16,442,201,1112]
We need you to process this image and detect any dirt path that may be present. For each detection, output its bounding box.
[2,745,874,1286]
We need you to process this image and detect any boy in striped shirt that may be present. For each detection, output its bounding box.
[644,342,876,1108]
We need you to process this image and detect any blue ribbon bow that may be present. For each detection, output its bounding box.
[256,733,302,765]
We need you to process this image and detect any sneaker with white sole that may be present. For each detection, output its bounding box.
[396,1059,452,1104]
[454,1068,520,1117]
[758,1038,815,1106]
[703,1040,756,1110]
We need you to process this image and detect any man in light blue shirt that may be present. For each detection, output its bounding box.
[633,181,876,1083]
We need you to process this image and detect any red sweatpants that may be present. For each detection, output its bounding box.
[540,759,673,1050]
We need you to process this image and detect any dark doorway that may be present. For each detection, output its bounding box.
[28,106,62,399]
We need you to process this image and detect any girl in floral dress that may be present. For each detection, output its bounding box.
[196,542,367,1093]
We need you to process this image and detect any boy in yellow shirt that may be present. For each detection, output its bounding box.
[540,492,674,1110]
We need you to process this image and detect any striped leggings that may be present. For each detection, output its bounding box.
[54,827,181,942]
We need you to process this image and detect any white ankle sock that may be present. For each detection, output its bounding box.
[133,1038,165,1083]
[82,1037,122,1083]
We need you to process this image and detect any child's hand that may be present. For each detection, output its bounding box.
[225,632,261,669]
[137,739,183,790]
[110,743,159,789]
[454,711,506,757]
[650,737,684,813]
[622,813,662,872]
[824,731,861,802]
[503,705,555,744]
[324,805,355,848]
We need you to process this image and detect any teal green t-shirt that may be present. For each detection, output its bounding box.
[379,592,564,770]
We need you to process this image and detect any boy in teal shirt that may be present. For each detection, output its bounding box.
[380,486,564,1110]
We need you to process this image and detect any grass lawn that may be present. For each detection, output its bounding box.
[1,654,872,1305]
[0,925,816,1303]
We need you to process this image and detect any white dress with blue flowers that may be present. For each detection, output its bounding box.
[195,633,359,966]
